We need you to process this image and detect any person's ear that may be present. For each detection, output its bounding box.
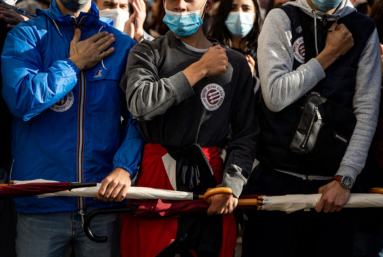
[205,0,214,13]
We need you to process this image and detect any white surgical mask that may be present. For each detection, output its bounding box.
[99,8,130,32]
[225,11,254,38]
[163,1,207,37]
[3,0,18,6]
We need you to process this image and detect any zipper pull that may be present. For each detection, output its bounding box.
[315,107,322,120]
[79,209,85,228]
[322,14,328,26]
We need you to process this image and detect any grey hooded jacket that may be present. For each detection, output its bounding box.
[258,0,382,180]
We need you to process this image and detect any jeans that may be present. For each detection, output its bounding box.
[242,164,361,257]
[16,207,121,257]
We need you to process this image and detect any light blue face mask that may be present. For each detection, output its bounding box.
[311,0,343,12]
[163,1,207,37]
[225,11,254,38]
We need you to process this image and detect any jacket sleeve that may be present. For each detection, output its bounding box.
[113,110,144,178]
[336,29,382,180]
[258,8,326,113]
[218,66,259,198]
[119,42,194,121]
[1,24,79,121]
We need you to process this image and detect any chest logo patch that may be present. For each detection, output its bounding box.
[201,84,225,111]
[293,36,305,64]
[50,91,74,112]
[94,70,102,78]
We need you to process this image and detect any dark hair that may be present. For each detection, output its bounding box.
[265,0,291,17]
[148,0,169,36]
[355,2,368,15]
[370,0,383,43]
[207,0,262,56]
[265,0,275,16]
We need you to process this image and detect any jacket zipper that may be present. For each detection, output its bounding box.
[301,107,322,149]
[72,16,87,227]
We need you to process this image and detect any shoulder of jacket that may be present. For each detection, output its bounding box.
[350,11,375,28]
[8,16,47,41]
[264,7,292,31]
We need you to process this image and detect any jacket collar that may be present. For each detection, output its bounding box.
[37,0,101,28]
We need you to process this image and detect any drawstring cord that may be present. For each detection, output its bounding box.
[52,20,63,37]
[311,10,341,57]
[53,17,107,70]
[312,10,319,56]
[98,26,107,70]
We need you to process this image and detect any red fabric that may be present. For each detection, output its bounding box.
[0,182,71,199]
[120,144,237,257]
[133,199,210,218]
[132,195,262,218]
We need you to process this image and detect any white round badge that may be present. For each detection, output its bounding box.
[293,37,305,64]
[50,91,74,112]
[200,84,225,111]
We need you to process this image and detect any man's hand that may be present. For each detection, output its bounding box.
[96,167,132,202]
[183,45,229,86]
[316,23,354,70]
[0,4,28,28]
[246,55,255,76]
[207,193,238,215]
[200,45,229,77]
[315,180,351,213]
[124,14,135,39]
[132,0,146,42]
[325,23,354,57]
[69,29,115,71]
[124,0,146,43]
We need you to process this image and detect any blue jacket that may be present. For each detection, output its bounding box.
[1,0,144,213]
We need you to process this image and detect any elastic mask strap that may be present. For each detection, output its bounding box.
[201,0,207,20]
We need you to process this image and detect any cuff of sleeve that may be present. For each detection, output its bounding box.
[336,165,359,181]
[65,59,80,77]
[217,165,247,198]
[113,163,136,178]
[307,58,326,82]
[168,71,194,104]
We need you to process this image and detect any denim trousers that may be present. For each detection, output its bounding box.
[242,164,361,257]
[15,207,121,257]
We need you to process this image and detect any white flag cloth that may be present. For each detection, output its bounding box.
[13,180,194,201]
[262,193,383,213]
[12,180,383,212]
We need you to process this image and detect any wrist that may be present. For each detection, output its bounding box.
[334,175,354,189]
[315,48,339,70]
[183,61,207,87]
[194,61,208,77]
[69,56,85,71]
[135,29,144,43]
[323,47,341,60]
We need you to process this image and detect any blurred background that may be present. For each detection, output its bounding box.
[13,0,373,39]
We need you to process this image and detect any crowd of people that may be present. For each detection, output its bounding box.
[0,0,382,256]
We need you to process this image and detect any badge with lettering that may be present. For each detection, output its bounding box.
[293,36,305,64]
[50,91,74,112]
[201,84,225,111]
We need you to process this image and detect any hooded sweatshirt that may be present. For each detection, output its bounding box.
[258,0,382,180]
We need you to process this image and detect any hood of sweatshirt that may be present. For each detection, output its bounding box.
[285,0,356,55]
[285,0,356,21]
